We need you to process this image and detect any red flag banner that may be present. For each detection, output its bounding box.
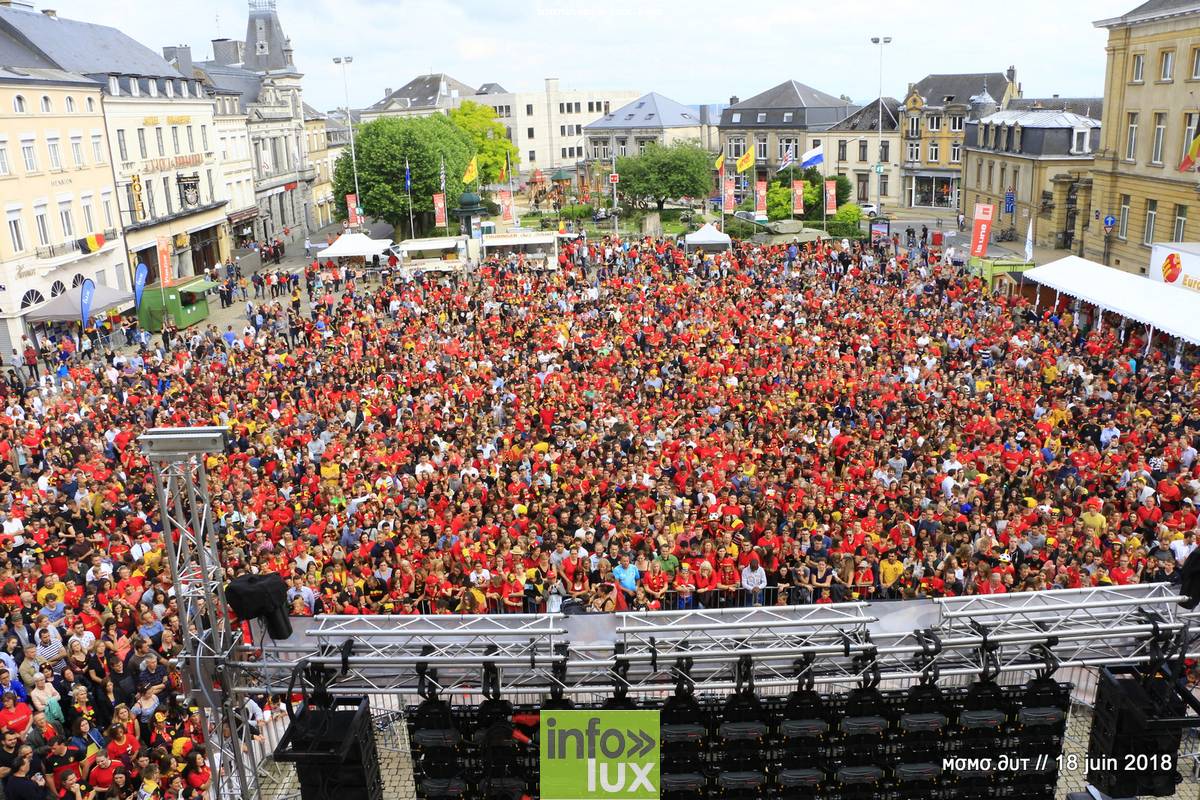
[824,180,837,215]
[498,190,513,222]
[156,235,173,287]
[792,180,805,215]
[754,180,767,220]
[722,178,735,213]
[433,193,447,227]
[346,193,359,226]
[970,202,995,258]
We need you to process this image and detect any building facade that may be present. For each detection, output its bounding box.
[0,68,126,354]
[827,97,903,212]
[900,70,1020,210]
[365,75,640,174]
[963,109,1100,251]
[717,80,854,197]
[1081,0,1199,273]
[0,2,232,287]
[194,0,315,243]
[209,88,257,248]
[303,104,334,227]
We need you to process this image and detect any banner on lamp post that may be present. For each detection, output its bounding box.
[722,178,735,213]
[792,180,805,215]
[433,193,447,227]
[133,263,148,308]
[346,193,359,226]
[498,190,513,222]
[155,235,173,287]
[824,180,837,215]
[754,180,767,221]
[970,203,996,258]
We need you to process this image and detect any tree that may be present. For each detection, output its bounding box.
[447,101,519,185]
[332,115,473,237]
[765,183,794,221]
[616,141,713,211]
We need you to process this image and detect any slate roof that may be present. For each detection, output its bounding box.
[302,102,325,122]
[0,65,99,88]
[584,92,700,131]
[828,97,901,132]
[978,109,1100,129]
[0,5,181,78]
[194,60,262,111]
[733,80,847,110]
[911,73,1008,108]
[1097,0,1200,26]
[1007,96,1103,119]
[476,82,507,95]
[368,73,475,112]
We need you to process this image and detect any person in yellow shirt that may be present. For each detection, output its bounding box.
[879,551,906,599]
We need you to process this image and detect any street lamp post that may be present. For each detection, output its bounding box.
[332,56,362,227]
[870,36,892,216]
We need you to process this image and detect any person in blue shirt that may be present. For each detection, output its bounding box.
[612,554,640,603]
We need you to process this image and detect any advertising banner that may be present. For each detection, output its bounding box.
[433,193,447,227]
[970,203,996,258]
[498,190,513,222]
[754,180,767,221]
[824,179,837,214]
[1150,244,1200,292]
[541,710,659,800]
[792,180,805,215]
[722,178,735,213]
[156,235,173,286]
[346,193,359,226]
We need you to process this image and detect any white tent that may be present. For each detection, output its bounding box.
[684,223,732,251]
[1024,256,1200,345]
[26,284,134,323]
[318,232,392,259]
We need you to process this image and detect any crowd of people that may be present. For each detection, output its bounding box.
[0,226,1196,794]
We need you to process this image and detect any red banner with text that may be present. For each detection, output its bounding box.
[723,178,736,213]
[346,193,359,226]
[433,193,447,227]
[970,203,995,258]
[755,180,767,220]
[498,190,513,222]
[792,180,805,215]
[824,180,837,214]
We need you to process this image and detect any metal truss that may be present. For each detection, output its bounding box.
[247,585,1200,704]
[141,428,257,800]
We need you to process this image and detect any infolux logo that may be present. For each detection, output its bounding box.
[540,710,660,799]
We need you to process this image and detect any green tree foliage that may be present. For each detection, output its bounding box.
[615,141,713,210]
[766,183,794,221]
[447,101,520,184]
[774,167,851,221]
[332,115,472,237]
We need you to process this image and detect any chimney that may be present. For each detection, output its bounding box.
[211,38,244,66]
[41,8,55,16]
[1052,93,1059,99]
[1006,65,1016,85]
[729,95,739,106]
[699,105,710,125]
[545,77,559,94]
[162,45,193,76]
[384,87,392,98]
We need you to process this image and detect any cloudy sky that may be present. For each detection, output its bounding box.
[48,0,1136,112]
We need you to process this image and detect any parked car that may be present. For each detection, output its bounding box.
[859,203,880,218]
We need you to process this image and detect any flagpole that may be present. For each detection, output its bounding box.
[405,156,415,238]
[720,164,725,231]
[440,154,448,238]
[506,153,516,228]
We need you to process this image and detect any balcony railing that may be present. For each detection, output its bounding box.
[35,240,80,260]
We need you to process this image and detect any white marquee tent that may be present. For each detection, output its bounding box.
[1024,256,1200,346]
[684,223,732,251]
[318,232,392,259]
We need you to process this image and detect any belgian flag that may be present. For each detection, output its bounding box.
[77,232,106,254]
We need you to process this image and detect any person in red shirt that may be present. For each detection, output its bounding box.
[0,692,30,734]
[1110,555,1137,586]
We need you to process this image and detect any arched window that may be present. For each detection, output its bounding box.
[64,97,75,113]
[71,273,86,288]
[50,281,66,297]
[12,95,25,113]
[20,289,45,308]
[40,96,52,113]
[86,97,95,113]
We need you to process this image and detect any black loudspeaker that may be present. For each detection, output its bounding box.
[274,697,384,800]
[1086,666,1198,797]
[226,573,293,639]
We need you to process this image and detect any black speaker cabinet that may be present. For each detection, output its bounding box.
[274,697,384,800]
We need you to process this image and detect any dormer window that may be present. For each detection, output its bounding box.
[756,112,766,123]
[148,80,158,97]
[129,78,140,97]
[165,81,174,98]
[108,76,119,96]
[1072,128,1090,154]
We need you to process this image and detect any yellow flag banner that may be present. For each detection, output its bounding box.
[735,149,755,174]
[714,153,725,173]
[462,156,478,184]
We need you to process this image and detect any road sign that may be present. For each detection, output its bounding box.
[1004,191,1015,214]
[1103,214,1116,227]
[609,173,620,184]
[874,164,884,174]
[1104,224,1114,235]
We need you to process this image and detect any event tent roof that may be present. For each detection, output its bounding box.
[685,223,732,249]
[25,284,133,323]
[319,232,392,258]
[1024,256,1200,345]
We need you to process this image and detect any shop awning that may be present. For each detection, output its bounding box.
[179,279,219,292]
[1024,256,1200,345]
[320,232,392,258]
